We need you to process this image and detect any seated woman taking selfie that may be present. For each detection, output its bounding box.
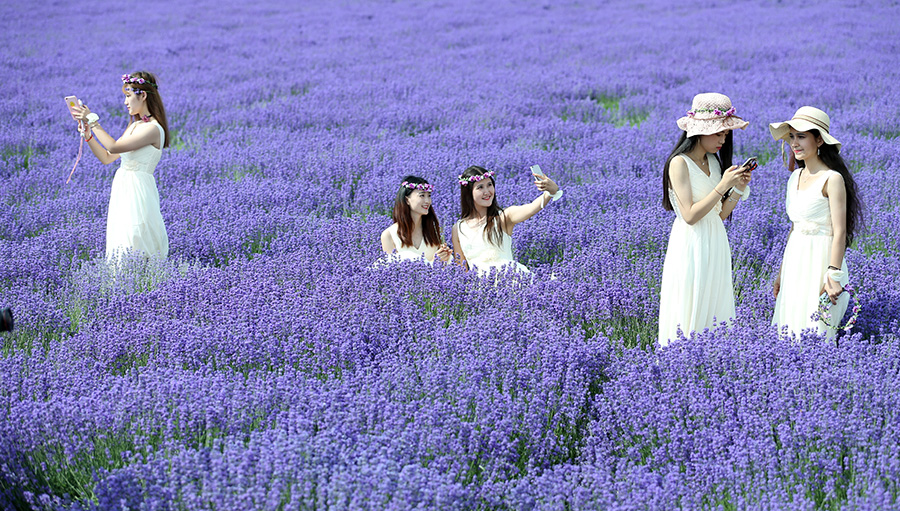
[451,165,561,275]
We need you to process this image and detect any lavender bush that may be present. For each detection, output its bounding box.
[2,0,899,509]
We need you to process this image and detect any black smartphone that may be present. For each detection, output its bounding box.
[741,157,758,171]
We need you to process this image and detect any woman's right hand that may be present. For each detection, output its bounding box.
[719,165,745,190]
[436,244,452,263]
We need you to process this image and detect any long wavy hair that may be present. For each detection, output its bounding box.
[123,70,170,148]
[662,131,734,211]
[459,165,504,247]
[392,175,441,248]
[790,133,863,246]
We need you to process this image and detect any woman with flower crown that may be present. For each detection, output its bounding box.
[769,107,863,340]
[71,71,170,260]
[658,93,754,347]
[451,165,561,275]
[380,176,452,264]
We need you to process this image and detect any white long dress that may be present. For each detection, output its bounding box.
[658,154,735,346]
[106,122,169,260]
[772,170,849,340]
[456,214,530,275]
[385,223,439,263]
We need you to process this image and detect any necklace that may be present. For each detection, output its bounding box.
[799,168,823,188]
[689,154,708,168]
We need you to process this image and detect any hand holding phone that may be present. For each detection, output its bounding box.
[530,164,545,181]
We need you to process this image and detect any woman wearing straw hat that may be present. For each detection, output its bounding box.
[658,93,754,346]
[769,107,862,340]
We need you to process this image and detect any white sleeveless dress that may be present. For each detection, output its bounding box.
[385,223,439,263]
[456,214,530,275]
[106,122,169,260]
[772,170,849,340]
[658,154,735,346]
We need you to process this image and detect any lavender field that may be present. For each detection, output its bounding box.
[2,0,900,509]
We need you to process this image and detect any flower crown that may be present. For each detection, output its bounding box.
[401,181,433,192]
[459,170,495,186]
[687,106,736,118]
[811,283,860,333]
[122,74,158,90]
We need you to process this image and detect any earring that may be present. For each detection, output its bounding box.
[817,147,820,156]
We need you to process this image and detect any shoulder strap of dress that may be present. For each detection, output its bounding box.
[456,219,470,238]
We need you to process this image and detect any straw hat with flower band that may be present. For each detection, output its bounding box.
[676,92,749,137]
[768,106,841,151]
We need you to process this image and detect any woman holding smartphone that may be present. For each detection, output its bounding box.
[769,107,862,340]
[71,71,169,260]
[380,176,452,264]
[658,93,753,347]
[451,165,561,275]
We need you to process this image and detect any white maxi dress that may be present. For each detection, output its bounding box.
[106,122,169,260]
[658,154,735,346]
[772,170,849,340]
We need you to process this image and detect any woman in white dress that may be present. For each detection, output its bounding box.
[769,107,862,340]
[73,71,169,260]
[380,176,452,264]
[451,165,561,275]
[658,93,753,346]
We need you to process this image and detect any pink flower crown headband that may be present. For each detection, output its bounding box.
[401,181,433,192]
[122,74,159,91]
[687,106,736,118]
[459,170,494,186]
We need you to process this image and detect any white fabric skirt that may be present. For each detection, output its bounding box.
[658,216,735,346]
[106,168,169,260]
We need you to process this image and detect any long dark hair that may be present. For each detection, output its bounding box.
[459,165,504,246]
[124,70,170,149]
[392,175,441,248]
[791,133,863,246]
[661,131,733,211]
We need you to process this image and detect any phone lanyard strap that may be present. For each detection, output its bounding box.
[66,122,85,184]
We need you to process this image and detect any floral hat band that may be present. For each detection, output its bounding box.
[676,92,749,137]
[401,181,433,192]
[459,170,495,186]
[687,106,736,119]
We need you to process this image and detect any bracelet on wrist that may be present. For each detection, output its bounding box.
[713,188,725,197]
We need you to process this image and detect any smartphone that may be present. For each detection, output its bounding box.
[530,164,544,180]
[65,96,81,119]
[740,157,758,171]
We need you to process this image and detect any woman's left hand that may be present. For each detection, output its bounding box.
[822,276,844,304]
[71,104,93,123]
[533,173,559,195]
[436,244,452,263]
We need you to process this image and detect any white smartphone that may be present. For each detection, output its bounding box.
[64,96,81,119]
[530,164,544,180]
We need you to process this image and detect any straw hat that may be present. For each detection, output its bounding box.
[768,106,841,151]
[676,92,749,137]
